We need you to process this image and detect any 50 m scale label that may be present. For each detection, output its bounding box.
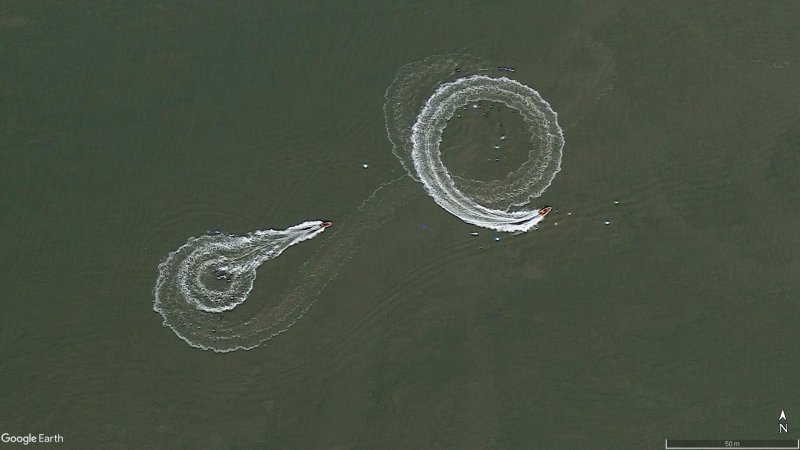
[665,440,799,449]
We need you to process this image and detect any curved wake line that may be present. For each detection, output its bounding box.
[153,177,418,353]
[153,53,565,352]
[386,56,564,233]
[153,221,330,352]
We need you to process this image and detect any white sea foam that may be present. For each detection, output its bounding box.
[153,53,564,352]
[384,54,564,232]
[153,178,416,352]
[153,221,329,352]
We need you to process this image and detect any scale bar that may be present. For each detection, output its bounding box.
[665,440,799,449]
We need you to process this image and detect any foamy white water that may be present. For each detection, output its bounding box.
[153,178,416,352]
[153,221,330,352]
[153,53,564,352]
[385,54,564,232]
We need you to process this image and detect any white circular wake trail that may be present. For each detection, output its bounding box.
[385,55,564,233]
[153,53,565,352]
[153,178,416,352]
[153,221,329,351]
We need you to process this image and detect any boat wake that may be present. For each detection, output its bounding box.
[153,179,417,352]
[384,54,564,232]
[153,222,328,351]
[153,53,564,352]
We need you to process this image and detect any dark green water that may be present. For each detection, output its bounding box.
[2,1,799,448]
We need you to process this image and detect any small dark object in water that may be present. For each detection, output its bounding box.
[498,66,516,73]
[207,229,224,236]
[214,268,232,282]
[454,67,461,72]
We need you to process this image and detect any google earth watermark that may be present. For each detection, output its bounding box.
[1,433,63,446]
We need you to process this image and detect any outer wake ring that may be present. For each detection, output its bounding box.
[153,221,329,352]
[386,56,565,233]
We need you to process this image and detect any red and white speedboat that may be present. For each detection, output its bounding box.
[538,206,552,218]
[321,221,333,229]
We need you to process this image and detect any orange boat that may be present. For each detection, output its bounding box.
[321,221,333,229]
[538,206,552,218]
